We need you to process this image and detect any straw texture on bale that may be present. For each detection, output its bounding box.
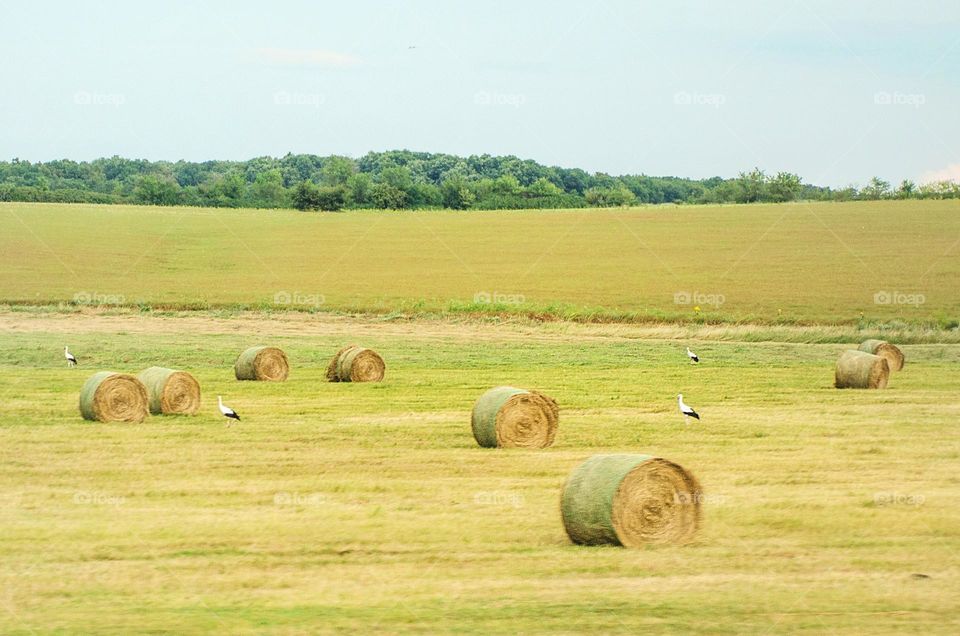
[79,371,149,423]
[835,349,890,389]
[858,339,904,372]
[137,367,201,415]
[326,345,385,383]
[471,386,559,449]
[234,346,289,381]
[561,454,702,547]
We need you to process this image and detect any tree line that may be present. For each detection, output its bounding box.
[0,151,956,211]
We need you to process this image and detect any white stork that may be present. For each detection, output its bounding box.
[678,393,700,422]
[64,346,77,367]
[218,396,241,425]
[686,347,699,364]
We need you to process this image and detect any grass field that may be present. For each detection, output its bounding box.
[1,200,958,325]
[1,310,959,634]
[1,200,959,633]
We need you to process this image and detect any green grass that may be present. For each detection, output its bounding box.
[1,313,958,634]
[1,200,959,326]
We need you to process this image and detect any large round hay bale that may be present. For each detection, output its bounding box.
[858,339,904,372]
[79,372,149,423]
[325,345,385,383]
[835,349,890,389]
[234,346,289,381]
[471,386,559,449]
[137,367,201,415]
[561,454,702,547]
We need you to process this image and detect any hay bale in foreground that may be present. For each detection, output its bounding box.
[137,367,201,415]
[835,349,889,389]
[325,345,385,383]
[858,339,904,372]
[235,346,289,381]
[471,386,559,449]
[79,371,149,423]
[561,454,702,547]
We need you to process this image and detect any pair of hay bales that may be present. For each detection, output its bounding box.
[470,388,701,547]
[79,367,201,423]
[326,345,385,383]
[233,345,385,383]
[835,340,905,389]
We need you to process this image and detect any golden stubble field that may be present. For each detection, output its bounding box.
[1,200,958,324]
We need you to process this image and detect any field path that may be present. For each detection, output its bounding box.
[2,308,953,344]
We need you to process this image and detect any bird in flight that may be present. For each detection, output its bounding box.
[218,396,241,425]
[64,346,77,367]
[678,393,700,423]
[686,347,699,364]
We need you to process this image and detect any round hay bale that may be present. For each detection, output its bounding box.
[234,346,289,381]
[858,339,904,372]
[561,454,702,547]
[471,386,559,449]
[325,345,385,383]
[835,349,890,389]
[79,372,149,423]
[137,367,201,415]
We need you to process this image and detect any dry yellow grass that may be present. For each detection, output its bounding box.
[1,200,958,325]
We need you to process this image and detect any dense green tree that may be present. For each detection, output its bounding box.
[585,185,636,207]
[321,156,356,186]
[526,177,563,197]
[292,181,320,210]
[315,185,347,211]
[249,170,288,208]
[370,183,407,209]
[860,176,891,200]
[735,169,768,203]
[440,177,476,209]
[895,179,915,199]
[346,173,373,206]
[768,172,802,202]
[134,175,181,206]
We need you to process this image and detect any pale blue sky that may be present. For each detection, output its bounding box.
[1,0,958,186]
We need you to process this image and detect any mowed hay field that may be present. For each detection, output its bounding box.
[1,311,959,634]
[1,200,959,323]
[1,200,959,633]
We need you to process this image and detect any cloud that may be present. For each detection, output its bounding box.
[254,47,360,68]
[919,163,960,184]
